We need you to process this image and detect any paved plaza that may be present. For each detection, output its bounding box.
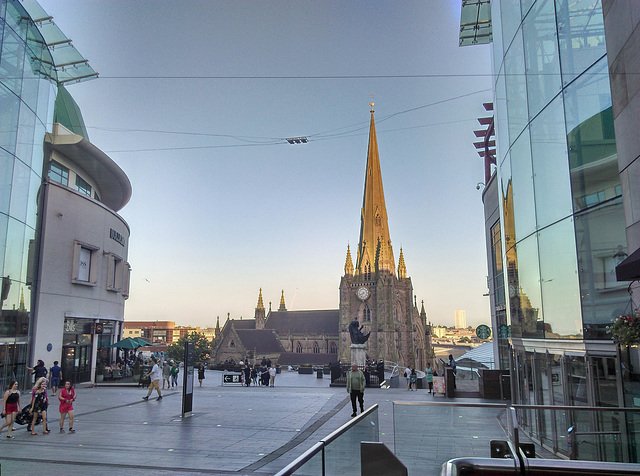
[0,370,505,475]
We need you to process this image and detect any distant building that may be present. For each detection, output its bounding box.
[454,310,467,329]
[433,326,448,338]
[123,321,201,345]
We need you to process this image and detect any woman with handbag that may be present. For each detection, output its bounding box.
[58,381,76,433]
[29,377,50,435]
[1,381,20,439]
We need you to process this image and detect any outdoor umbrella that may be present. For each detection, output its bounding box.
[108,337,141,349]
[133,337,151,347]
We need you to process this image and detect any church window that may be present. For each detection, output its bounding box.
[363,305,371,322]
[375,214,381,226]
[313,342,319,354]
[230,340,235,347]
[330,342,337,353]
[296,342,302,353]
[365,262,371,280]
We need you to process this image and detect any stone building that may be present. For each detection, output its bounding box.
[339,106,433,369]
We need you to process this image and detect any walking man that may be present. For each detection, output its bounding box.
[142,357,162,401]
[346,364,365,418]
[49,361,62,396]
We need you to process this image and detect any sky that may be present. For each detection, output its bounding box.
[37,0,494,329]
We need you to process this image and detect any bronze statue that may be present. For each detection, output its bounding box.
[349,318,370,344]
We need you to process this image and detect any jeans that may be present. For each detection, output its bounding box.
[171,374,178,387]
[350,390,364,414]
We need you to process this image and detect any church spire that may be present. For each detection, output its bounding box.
[398,247,406,278]
[256,288,265,310]
[344,244,354,276]
[278,290,287,311]
[356,106,395,278]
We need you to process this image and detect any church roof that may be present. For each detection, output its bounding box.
[265,310,338,335]
[235,329,284,354]
[229,319,256,330]
[278,353,338,365]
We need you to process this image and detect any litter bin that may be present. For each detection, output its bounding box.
[316,369,323,379]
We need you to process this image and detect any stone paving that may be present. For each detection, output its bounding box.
[0,370,507,475]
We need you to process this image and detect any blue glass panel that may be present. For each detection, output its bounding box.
[8,157,28,222]
[0,82,19,154]
[0,149,13,214]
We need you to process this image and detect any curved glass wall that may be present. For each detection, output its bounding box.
[1,0,57,389]
[493,0,627,342]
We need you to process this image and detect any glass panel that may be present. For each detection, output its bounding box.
[75,174,92,196]
[0,27,25,96]
[575,200,628,338]
[3,217,25,282]
[556,0,606,86]
[510,128,536,241]
[530,96,573,228]
[323,408,378,476]
[495,68,510,163]
[8,158,29,222]
[0,149,14,214]
[0,212,7,273]
[504,28,528,145]
[49,160,69,186]
[565,59,617,212]
[501,1,522,53]
[523,0,562,119]
[538,218,582,338]
[515,235,544,338]
[25,170,40,229]
[0,83,20,155]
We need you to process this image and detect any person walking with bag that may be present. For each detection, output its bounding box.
[58,381,76,433]
[1,380,20,439]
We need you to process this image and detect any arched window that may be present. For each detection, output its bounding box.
[363,305,371,322]
[296,342,302,353]
[230,340,235,347]
[313,342,320,354]
[330,342,337,354]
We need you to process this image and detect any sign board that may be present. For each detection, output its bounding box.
[181,341,195,417]
[498,324,511,339]
[476,324,492,340]
[433,376,446,395]
[222,373,242,385]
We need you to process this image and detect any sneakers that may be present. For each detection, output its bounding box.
[68,428,75,433]
[142,396,149,400]
[60,429,65,433]
[156,396,163,401]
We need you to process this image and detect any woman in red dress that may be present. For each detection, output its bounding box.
[1,381,20,439]
[58,381,76,433]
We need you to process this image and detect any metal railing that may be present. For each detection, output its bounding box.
[274,404,379,476]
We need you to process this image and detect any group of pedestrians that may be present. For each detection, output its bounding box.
[240,361,277,387]
[1,360,77,439]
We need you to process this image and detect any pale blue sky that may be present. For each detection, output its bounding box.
[39,0,493,328]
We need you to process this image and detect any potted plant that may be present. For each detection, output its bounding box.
[95,363,105,383]
[609,310,640,346]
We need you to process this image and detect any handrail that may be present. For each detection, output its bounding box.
[274,404,379,476]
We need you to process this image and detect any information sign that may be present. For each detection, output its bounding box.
[182,341,195,417]
[222,373,242,385]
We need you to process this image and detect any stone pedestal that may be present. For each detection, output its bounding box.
[350,344,367,367]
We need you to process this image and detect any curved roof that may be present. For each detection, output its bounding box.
[45,124,132,211]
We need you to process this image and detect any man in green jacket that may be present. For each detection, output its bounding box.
[347,364,365,417]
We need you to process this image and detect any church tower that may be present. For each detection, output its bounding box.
[339,105,429,369]
[255,288,266,329]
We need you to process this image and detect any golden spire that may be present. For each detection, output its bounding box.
[256,288,265,310]
[344,244,354,276]
[356,107,395,278]
[278,290,287,311]
[398,247,406,278]
[19,288,26,311]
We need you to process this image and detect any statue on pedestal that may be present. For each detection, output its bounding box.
[349,318,370,345]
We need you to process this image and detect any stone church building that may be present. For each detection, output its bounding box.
[212,107,432,369]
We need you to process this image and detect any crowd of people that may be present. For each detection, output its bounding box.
[1,358,77,439]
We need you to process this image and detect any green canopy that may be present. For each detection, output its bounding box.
[108,337,140,349]
[133,337,151,347]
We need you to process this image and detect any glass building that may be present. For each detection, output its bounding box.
[0,0,97,389]
[469,0,640,461]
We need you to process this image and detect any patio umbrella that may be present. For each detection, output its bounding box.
[108,337,140,349]
[133,337,151,347]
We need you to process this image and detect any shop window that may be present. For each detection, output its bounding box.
[48,160,68,186]
[72,241,99,286]
[106,253,123,292]
[75,175,92,197]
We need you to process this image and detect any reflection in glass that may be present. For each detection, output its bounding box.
[515,236,543,338]
[523,0,562,119]
[510,128,536,241]
[556,0,606,86]
[504,28,528,145]
[538,218,582,338]
[530,96,572,228]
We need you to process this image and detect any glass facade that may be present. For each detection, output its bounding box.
[491,0,631,458]
[0,0,57,389]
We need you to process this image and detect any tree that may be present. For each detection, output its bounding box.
[167,331,212,363]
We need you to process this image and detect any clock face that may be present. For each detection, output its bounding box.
[356,286,370,301]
